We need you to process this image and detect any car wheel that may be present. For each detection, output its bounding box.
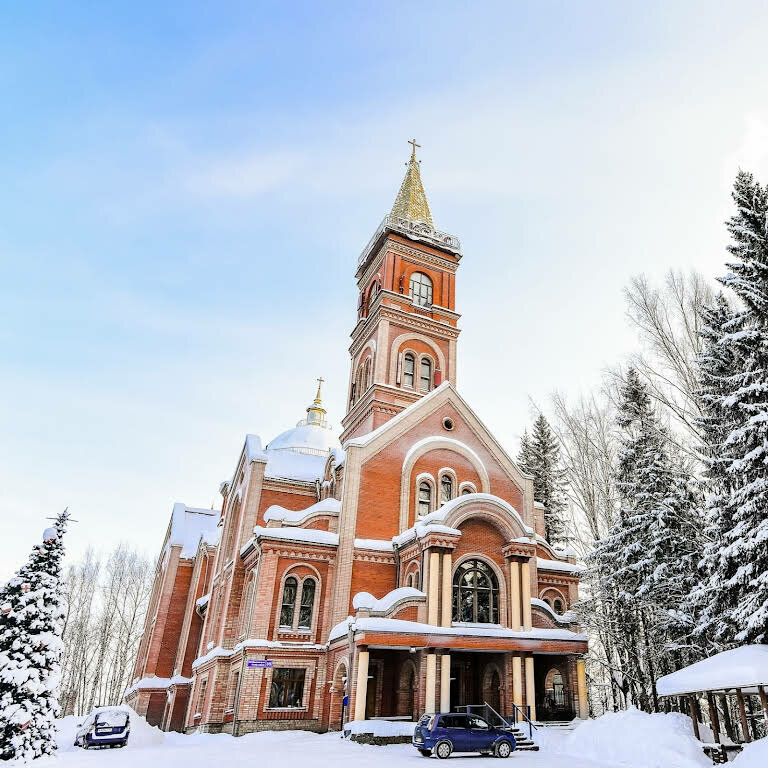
[495,740,512,758]
[418,748,431,756]
[435,740,453,759]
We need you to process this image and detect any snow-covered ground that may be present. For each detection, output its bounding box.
[24,708,764,768]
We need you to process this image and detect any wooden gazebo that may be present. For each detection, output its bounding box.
[657,645,768,751]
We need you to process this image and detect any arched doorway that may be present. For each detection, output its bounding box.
[329,661,348,731]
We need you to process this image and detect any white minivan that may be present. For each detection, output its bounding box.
[74,707,131,749]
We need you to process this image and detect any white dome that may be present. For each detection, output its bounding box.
[267,423,340,456]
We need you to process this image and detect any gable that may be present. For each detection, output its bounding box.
[350,383,533,539]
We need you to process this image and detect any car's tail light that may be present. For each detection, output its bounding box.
[427,716,436,731]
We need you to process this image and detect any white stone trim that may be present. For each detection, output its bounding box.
[388,332,446,387]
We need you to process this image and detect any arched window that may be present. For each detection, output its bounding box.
[452,559,500,624]
[367,281,380,315]
[420,358,432,392]
[403,353,415,388]
[409,272,433,307]
[553,598,564,615]
[364,357,372,391]
[461,487,472,495]
[298,579,316,629]
[417,481,432,517]
[440,475,453,505]
[280,577,298,627]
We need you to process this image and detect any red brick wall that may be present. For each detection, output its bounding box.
[257,489,315,525]
[354,403,527,541]
[453,518,507,571]
[348,560,396,613]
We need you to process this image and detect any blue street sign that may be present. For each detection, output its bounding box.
[247,659,274,668]
[342,696,348,706]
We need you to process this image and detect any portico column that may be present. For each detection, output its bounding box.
[525,655,537,721]
[520,558,532,631]
[576,657,588,719]
[441,551,452,627]
[428,550,440,626]
[353,647,370,722]
[425,652,437,714]
[509,559,521,631]
[512,654,523,709]
[440,652,451,713]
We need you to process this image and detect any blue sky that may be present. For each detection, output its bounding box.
[2,1,768,578]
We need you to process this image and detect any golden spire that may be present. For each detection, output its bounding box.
[390,139,434,227]
[305,377,327,427]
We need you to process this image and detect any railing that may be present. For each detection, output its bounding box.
[537,690,578,723]
[458,701,537,741]
[358,215,462,266]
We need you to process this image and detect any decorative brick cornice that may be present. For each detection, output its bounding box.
[538,573,579,586]
[353,551,395,564]
[262,479,316,496]
[258,541,336,563]
[502,541,537,559]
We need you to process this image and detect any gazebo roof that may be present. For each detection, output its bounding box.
[657,645,768,696]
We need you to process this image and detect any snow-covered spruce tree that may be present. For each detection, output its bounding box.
[701,170,768,645]
[517,414,569,543]
[588,369,702,710]
[0,510,69,762]
[688,293,742,648]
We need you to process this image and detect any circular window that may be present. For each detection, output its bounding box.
[442,417,454,431]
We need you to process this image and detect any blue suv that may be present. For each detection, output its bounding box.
[413,712,516,759]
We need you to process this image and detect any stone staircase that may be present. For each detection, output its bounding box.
[506,726,539,751]
[537,719,579,731]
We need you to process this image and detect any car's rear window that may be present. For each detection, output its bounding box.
[439,714,466,728]
[95,709,129,727]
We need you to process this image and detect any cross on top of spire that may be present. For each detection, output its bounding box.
[408,138,421,160]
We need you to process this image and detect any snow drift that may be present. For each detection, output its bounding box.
[732,737,768,767]
[556,709,710,768]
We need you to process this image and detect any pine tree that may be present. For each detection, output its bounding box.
[517,415,569,543]
[699,170,768,644]
[0,510,69,762]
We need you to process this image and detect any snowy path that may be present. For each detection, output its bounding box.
[40,727,625,768]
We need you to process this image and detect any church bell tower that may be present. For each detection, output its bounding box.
[340,141,463,443]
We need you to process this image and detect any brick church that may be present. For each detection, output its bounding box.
[125,143,589,735]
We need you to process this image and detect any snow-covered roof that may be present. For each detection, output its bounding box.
[536,556,582,575]
[250,525,338,547]
[656,645,768,696]
[352,587,425,613]
[328,616,587,644]
[168,504,221,559]
[267,422,340,456]
[264,450,328,483]
[263,498,340,524]
[354,538,394,551]
[124,675,191,697]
